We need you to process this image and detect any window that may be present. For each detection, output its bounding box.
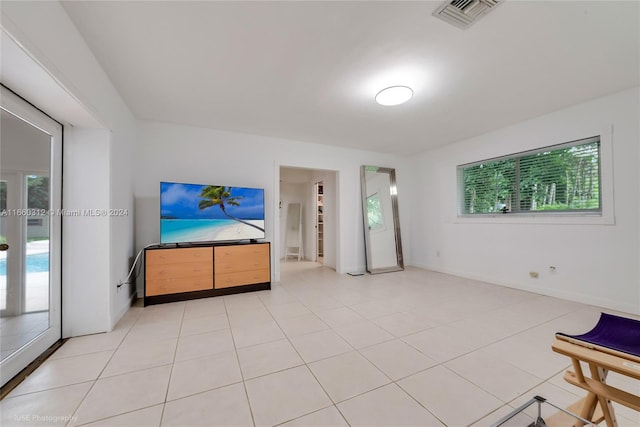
[458,136,601,216]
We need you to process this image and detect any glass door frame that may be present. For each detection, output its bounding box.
[1,172,24,317]
[1,87,62,386]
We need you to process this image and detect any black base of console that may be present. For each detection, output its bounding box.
[143,282,271,306]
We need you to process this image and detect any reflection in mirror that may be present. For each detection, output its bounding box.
[284,203,303,261]
[360,166,404,273]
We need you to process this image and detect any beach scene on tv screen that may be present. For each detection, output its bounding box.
[160,182,265,243]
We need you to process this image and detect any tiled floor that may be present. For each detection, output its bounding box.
[1,261,639,426]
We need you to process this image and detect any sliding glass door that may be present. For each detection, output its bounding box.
[1,87,62,386]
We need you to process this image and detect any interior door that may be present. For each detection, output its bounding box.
[1,87,62,386]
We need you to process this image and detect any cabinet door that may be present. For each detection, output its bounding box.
[214,244,270,288]
[146,247,211,265]
[146,247,213,296]
[146,274,213,296]
[215,269,271,289]
[214,244,269,274]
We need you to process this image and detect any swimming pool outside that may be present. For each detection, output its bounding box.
[0,252,49,275]
[0,241,50,312]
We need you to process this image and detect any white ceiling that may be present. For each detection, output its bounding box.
[61,1,639,155]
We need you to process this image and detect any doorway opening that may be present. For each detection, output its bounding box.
[278,166,337,272]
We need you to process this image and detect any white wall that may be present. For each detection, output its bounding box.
[109,120,137,327]
[411,87,640,314]
[2,1,138,335]
[63,128,110,335]
[134,120,413,291]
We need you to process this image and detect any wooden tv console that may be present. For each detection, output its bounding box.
[144,241,270,306]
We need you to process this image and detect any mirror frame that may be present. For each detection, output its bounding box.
[360,165,404,274]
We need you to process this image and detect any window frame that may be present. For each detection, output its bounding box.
[454,127,615,225]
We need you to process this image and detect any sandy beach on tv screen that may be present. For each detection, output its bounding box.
[213,220,264,240]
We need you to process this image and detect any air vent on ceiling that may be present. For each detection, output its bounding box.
[433,0,502,29]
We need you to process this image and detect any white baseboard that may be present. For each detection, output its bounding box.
[410,262,639,316]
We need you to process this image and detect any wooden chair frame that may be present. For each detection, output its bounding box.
[552,337,640,427]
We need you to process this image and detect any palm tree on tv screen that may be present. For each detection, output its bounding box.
[198,186,264,232]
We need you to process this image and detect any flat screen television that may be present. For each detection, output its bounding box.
[160,181,265,244]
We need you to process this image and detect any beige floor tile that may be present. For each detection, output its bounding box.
[71,365,171,426]
[402,326,475,363]
[338,383,445,426]
[482,333,570,379]
[237,339,303,379]
[276,313,329,337]
[1,382,92,426]
[332,320,394,349]
[308,351,390,403]
[256,288,299,306]
[231,320,286,348]
[445,350,543,402]
[50,331,126,359]
[289,329,353,363]
[162,382,253,426]
[298,296,344,312]
[448,314,526,347]
[10,351,113,395]
[227,307,273,329]
[179,312,229,336]
[279,406,348,427]
[245,365,332,427]
[360,339,437,381]
[399,366,503,427]
[349,300,406,319]
[122,320,182,345]
[371,311,436,337]
[183,297,226,319]
[267,302,312,320]
[546,370,583,396]
[135,304,184,327]
[174,329,234,362]
[314,306,366,328]
[113,306,143,331]
[223,293,265,314]
[101,338,176,378]
[167,350,242,401]
[82,404,164,426]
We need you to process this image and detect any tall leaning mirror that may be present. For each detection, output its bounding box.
[360,165,404,274]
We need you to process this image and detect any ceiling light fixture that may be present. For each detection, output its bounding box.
[375,86,413,106]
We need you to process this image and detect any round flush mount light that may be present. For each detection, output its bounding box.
[375,85,413,106]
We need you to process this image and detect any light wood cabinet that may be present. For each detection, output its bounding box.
[145,247,213,296]
[144,242,270,305]
[215,244,270,288]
